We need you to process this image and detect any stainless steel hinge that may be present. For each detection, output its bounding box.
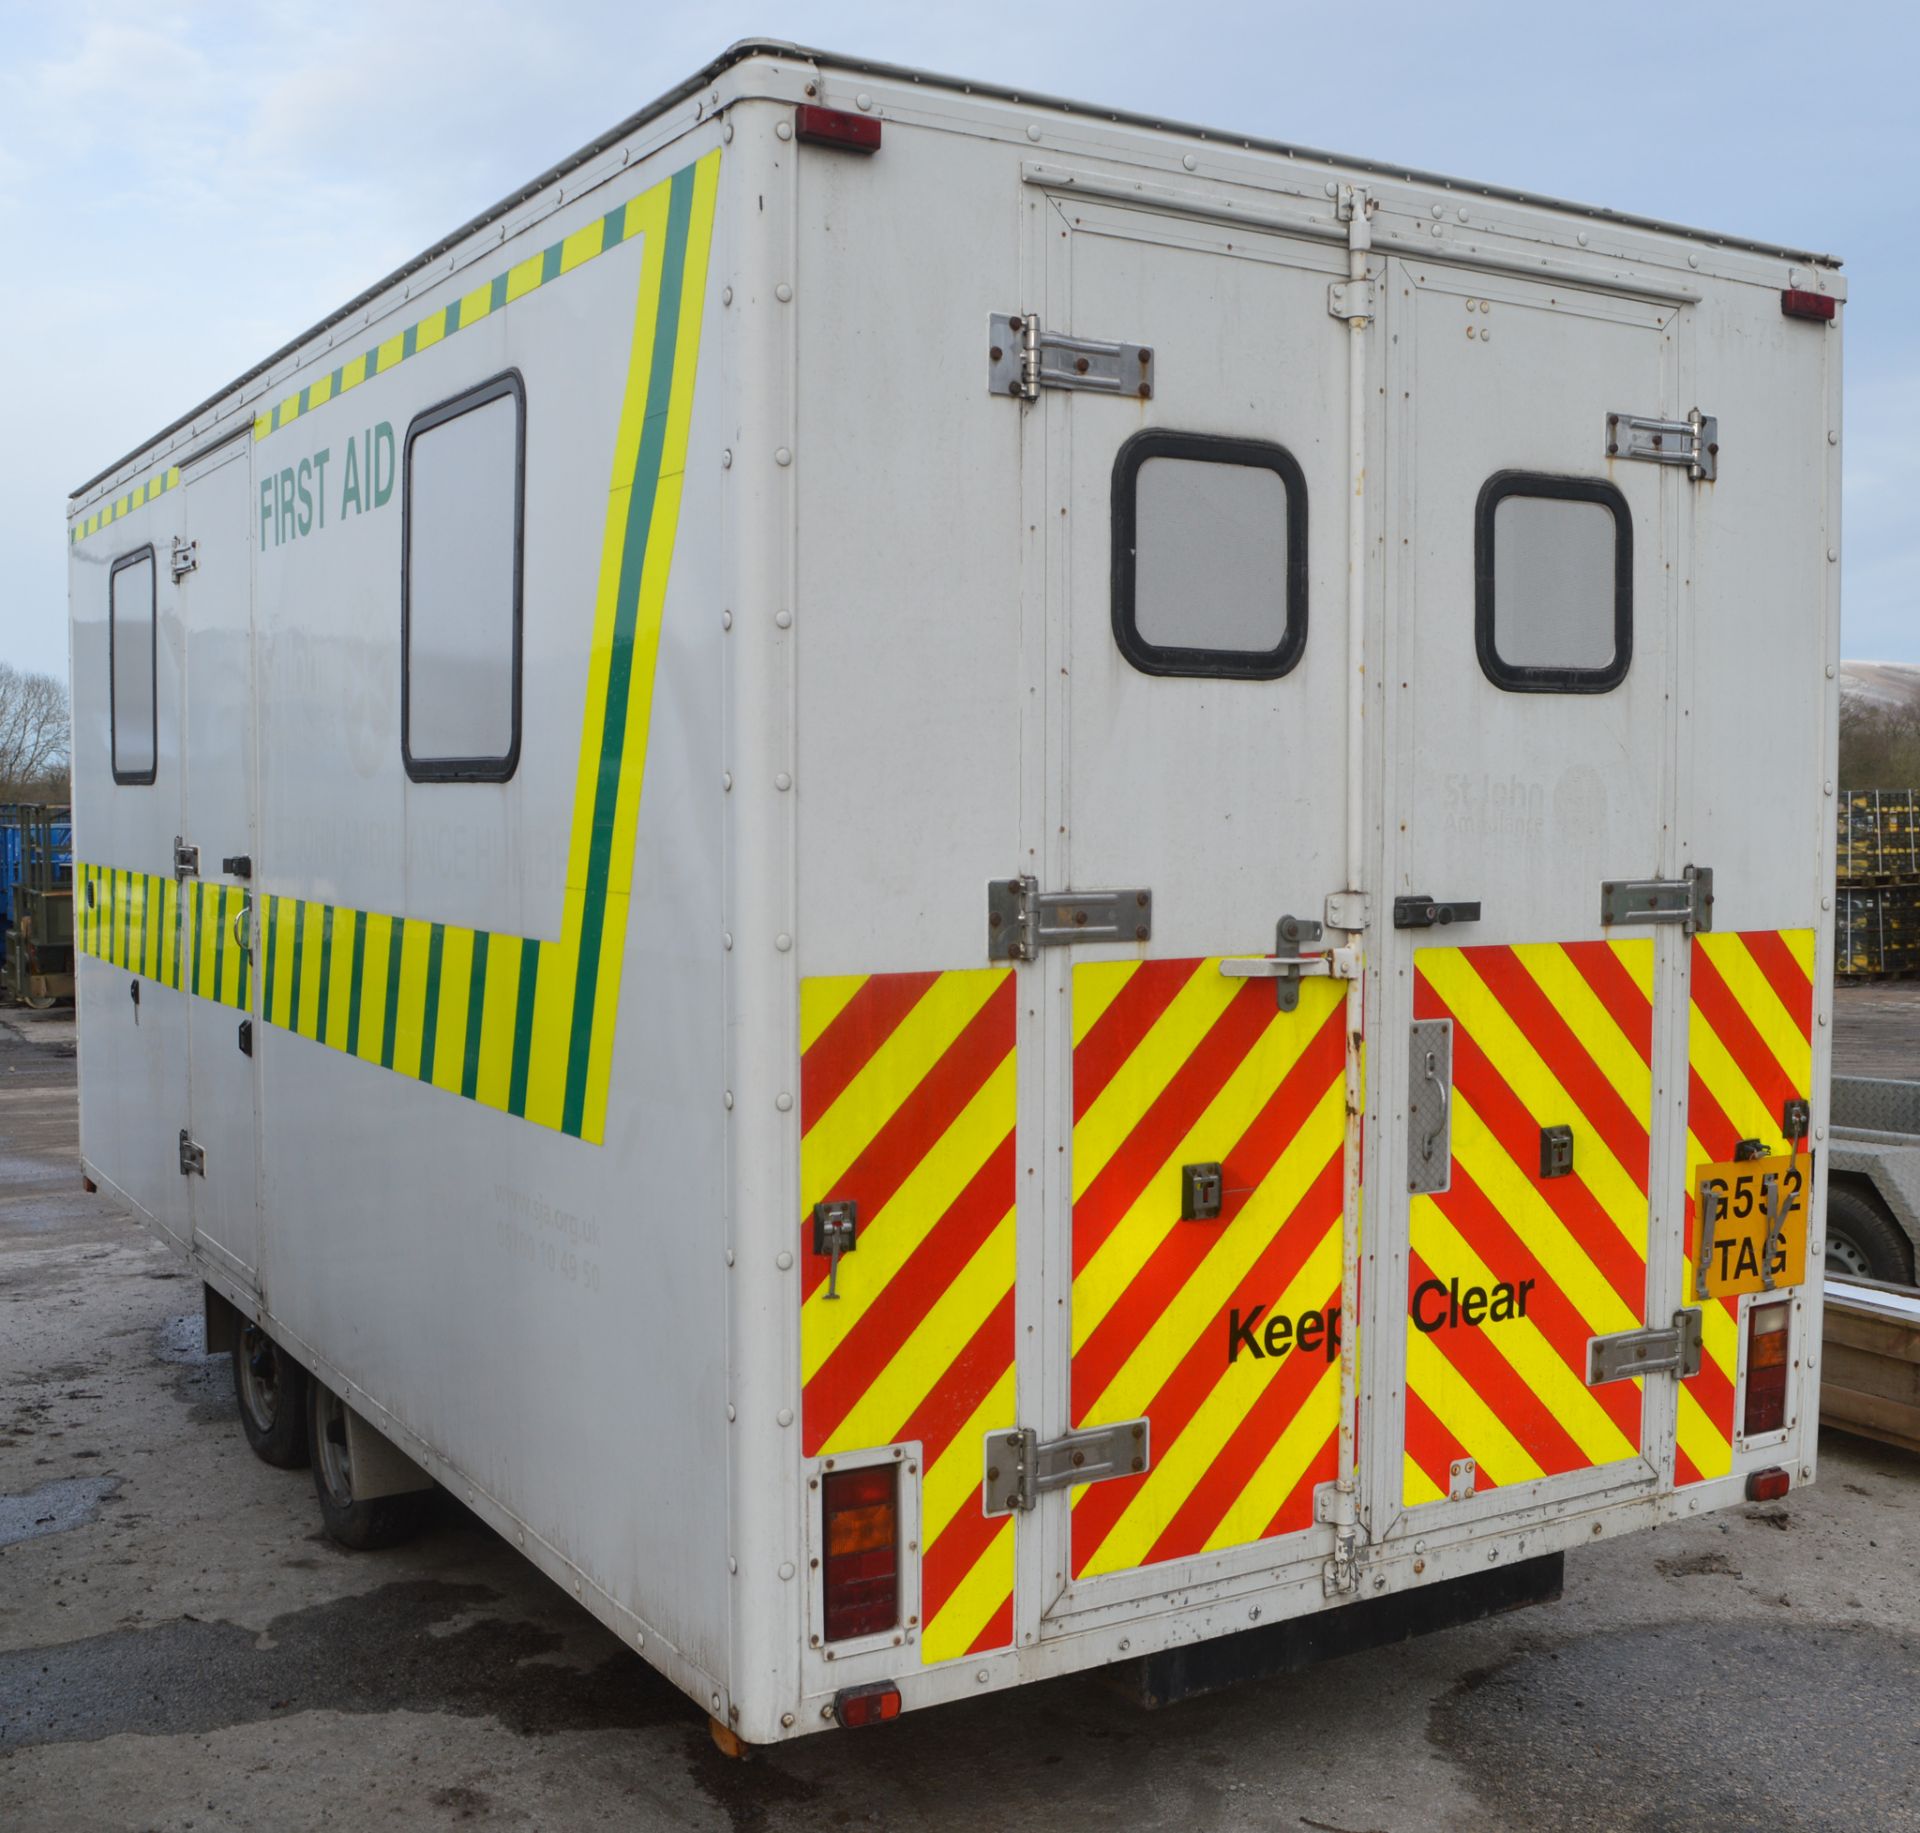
[1605,407,1719,482]
[1600,865,1713,933]
[178,1130,205,1177]
[1587,1308,1703,1386]
[170,537,199,580]
[987,876,1152,962]
[172,836,200,880]
[983,1418,1149,1516]
[988,313,1155,402]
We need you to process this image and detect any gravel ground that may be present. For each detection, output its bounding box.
[3,1002,1918,1832]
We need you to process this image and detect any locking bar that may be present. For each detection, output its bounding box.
[1600,865,1713,933]
[1587,1308,1703,1386]
[1393,894,1481,930]
[982,1418,1150,1517]
[1219,914,1346,1012]
[987,876,1152,962]
[988,313,1155,402]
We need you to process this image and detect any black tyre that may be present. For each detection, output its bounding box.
[308,1377,430,1551]
[1824,1184,1915,1285]
[233,1322,310,1468]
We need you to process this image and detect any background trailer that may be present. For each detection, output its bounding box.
[65,42,1842,1742]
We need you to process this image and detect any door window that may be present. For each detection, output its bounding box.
[401,371,525,781]
[1474,472,1631,693]
[1111,430,1307,680]
[109,546,157,785]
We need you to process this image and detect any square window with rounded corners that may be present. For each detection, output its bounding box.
[402,371,525,781]
[109,545,157,785]
[1111,431,1308,680]
[1475,472,1632,693]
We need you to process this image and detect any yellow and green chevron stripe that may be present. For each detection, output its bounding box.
[76,147,720,1145]
[72,468,182,546]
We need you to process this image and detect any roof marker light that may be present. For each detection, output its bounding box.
[794,105,882,153]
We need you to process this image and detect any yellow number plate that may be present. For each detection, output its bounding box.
[1695,1154,1809,1298]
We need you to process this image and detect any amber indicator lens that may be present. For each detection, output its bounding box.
[822,1463,899,1642]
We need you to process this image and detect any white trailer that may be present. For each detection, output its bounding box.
[65,42,1844,1742]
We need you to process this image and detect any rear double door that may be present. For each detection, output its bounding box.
[1027,198,1356,1629]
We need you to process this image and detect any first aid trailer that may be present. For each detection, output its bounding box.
[66,42,1843,1742]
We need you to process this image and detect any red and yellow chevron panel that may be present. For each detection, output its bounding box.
[1068,959,1347,1581]
[1404,941,1654,1507]
[798,968,1016,1666]
[1679,929,1815,1485]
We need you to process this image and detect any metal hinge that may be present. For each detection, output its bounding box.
[1600,864,1713,933]
[1605,408,1719,482]
[170,537,199,580]
[172,836,200,880]
[1327,278,1376,320]
[988,313,1155,402]
[178,1130,205,1177]
[983,1419,1150,1516]
[987,877,1152,962]
[1587,1308,1703,1386]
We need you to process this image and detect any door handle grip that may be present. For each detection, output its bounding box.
[1421,1049,1450,1165]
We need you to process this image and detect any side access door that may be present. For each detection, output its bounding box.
[1377,259,1694,1534]
[179,437,264,1293]
[1016,196,1360,1632]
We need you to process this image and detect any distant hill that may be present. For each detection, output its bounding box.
[1841,662,1920,714]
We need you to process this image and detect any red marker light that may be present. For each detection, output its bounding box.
[794,105,882,153]
[833,1680,903,1729]
[1746,1466,1791,1503]
[1781,289,1836,323]
[1743,1301,1791,1436]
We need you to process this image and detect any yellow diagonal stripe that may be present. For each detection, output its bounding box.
[1071,957,1141,1048]
[1071,959,1228,1201]
[921,1367,1016,1550]
[921,1519,1013,1666]
[1411,1198,1638,1468]
[1448,1094,1642,1338]
[1404,1453,1446,1507]
[1079,1083,1346,1429]
[1514,942,1652,1120]
[819,1210,1015,1456]
[1677,1382,1734,1482]
[1697,932,1813,1093]
[1420,947,1647,1246]
[1204,1360,1341,1554]
[800,970,1005,1211]
[1072,981,1339,1352]
[1406,1330,1546,1489]
[1077,1226,1339,1577]
[800,973,866,1054]
[801,1053,1015,1381]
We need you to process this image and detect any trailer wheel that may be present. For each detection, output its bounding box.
[233,1323,310,1468]
[1824,1184,1915,1285]
[308,1378,429,1550]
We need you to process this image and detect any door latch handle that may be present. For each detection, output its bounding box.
[1394,895,1482,930]
[1421,1049,1450,1165]
[811,1201,858,1300]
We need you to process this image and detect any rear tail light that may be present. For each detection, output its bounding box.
[821,1463,898,1642]
[1746,1466,1791,1502]
[794,105,882,153]
[1781,288,1837,323]
[833,1680,902,1728]
[1743,1300,1791,1435]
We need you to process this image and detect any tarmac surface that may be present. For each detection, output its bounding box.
[3,999,1919,1831]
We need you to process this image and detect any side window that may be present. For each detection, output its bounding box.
[109,547,157,785]
[402,371,525,782]
[1475,472,1631,693]
[1111,430,1307,681]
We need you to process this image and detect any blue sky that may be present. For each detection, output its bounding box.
[3,0,1914,678]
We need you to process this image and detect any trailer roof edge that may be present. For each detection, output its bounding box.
[71,36,1844,503]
